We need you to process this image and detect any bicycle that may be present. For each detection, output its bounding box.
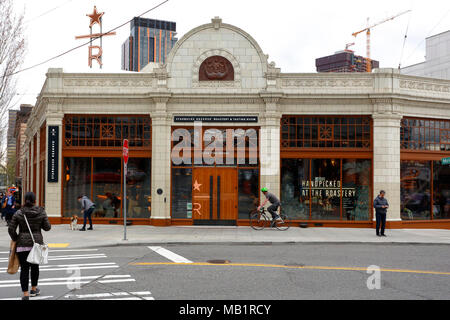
[249,207,290,231]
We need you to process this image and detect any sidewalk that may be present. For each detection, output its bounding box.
[1,222,450,249]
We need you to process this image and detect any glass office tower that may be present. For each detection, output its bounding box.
[121,17,177,72]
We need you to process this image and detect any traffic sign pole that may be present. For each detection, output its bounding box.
[123,139,129,241]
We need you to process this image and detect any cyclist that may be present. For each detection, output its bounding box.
[258,188,281,226]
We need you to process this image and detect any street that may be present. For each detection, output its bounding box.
[0,243,449,300]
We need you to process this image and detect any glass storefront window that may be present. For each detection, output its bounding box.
[433,161,450,220]
[401,161,431,220]
[63,158,91,217]
[126,158,152,218]
[93,158,122,218]
[281,158,371,221]
[238,169,259,219]
[171,168,193,219]
[342,159,371,221]
[281,159,310,220]
[311,159,341,220]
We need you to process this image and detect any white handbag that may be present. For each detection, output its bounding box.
[23,214,48,265]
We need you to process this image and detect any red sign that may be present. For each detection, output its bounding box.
[123,139,129,165]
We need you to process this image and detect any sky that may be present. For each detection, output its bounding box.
[8,0,450,110]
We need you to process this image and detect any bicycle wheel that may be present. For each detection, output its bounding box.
[250,211,269,230]
[274,213,290,231]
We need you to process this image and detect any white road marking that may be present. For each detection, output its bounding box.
[0,265,119,273]
[0,274,134,288]
[0,254,107,263]
[64,291,152,299]
[148,246,193,264]
[103,297,142,300]
[97,279,136,284]
[0,249,99,255]
[102,275,131,279]
[0,296,54,300]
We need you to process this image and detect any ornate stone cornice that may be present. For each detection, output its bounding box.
[260,91,283,104]
[399,79,450,93]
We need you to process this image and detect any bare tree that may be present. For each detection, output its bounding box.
[0,0,25,167]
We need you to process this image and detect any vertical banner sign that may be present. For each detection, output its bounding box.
[48,126,59,183]
[123,139,129,241]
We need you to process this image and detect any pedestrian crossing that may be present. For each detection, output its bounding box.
[0,248,154,301]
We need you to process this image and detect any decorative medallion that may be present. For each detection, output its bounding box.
[319,125,334,141]
[199,56,234,81]
[101,124,115,140]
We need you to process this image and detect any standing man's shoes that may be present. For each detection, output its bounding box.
[30,288,40,297]
[87,227,93,230]
[79,228,86,231]
[381,234,387,237]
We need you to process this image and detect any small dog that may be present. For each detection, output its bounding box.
[70,215,78,231]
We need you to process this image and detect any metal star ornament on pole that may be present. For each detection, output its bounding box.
[75,6,116,69]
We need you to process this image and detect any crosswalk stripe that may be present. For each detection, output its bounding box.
[0,262,118,273]
[0,249,99,254]
[0,247,147,299]
[98,279,136,284]
[0,274,131,284]
[0,296,54,301]
[64,291,152,299]
[148,246,192,264]
[0,265,119,273]
[0,255,107,263]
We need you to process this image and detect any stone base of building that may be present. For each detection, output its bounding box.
[47,217,450,229]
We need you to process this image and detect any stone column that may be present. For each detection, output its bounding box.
[35,129,40,204]
[372,104,402,225]
[45,114,64,219]
[150,96,172,225]
[260,93,282,198]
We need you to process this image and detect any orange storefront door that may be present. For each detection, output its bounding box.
[192,168,237,225]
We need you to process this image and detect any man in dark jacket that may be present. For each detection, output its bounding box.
[373,190,389,237]
[77,195,95,231]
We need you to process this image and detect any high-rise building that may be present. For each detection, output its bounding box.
[121,17,177,72]
[7,109,18,163]
[13,104,33,189]
[401,30,450,80]
[316,50,379,73]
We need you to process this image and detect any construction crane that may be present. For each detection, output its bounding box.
[352,10,411,72]
[345,42,355,51]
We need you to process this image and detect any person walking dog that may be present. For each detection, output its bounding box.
[373,190,389,237]
[8,192,51,300]
[77,195,95,231]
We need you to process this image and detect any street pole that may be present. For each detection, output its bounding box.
[123,139,129,241]
[124,162,127,241]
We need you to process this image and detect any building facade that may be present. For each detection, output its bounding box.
[121,17,177,72]
[13,104,33,200]
[22,18,450,229]
[402,30,450,80]
[316,50,379,73]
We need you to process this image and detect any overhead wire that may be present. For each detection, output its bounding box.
[0,0,170,80]
[403,6,450,65]
[398,7,413,69]
[23,0,75,26]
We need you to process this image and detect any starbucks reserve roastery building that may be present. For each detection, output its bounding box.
[21,18,450,229]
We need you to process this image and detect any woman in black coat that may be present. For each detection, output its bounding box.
[8,192,51,300]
